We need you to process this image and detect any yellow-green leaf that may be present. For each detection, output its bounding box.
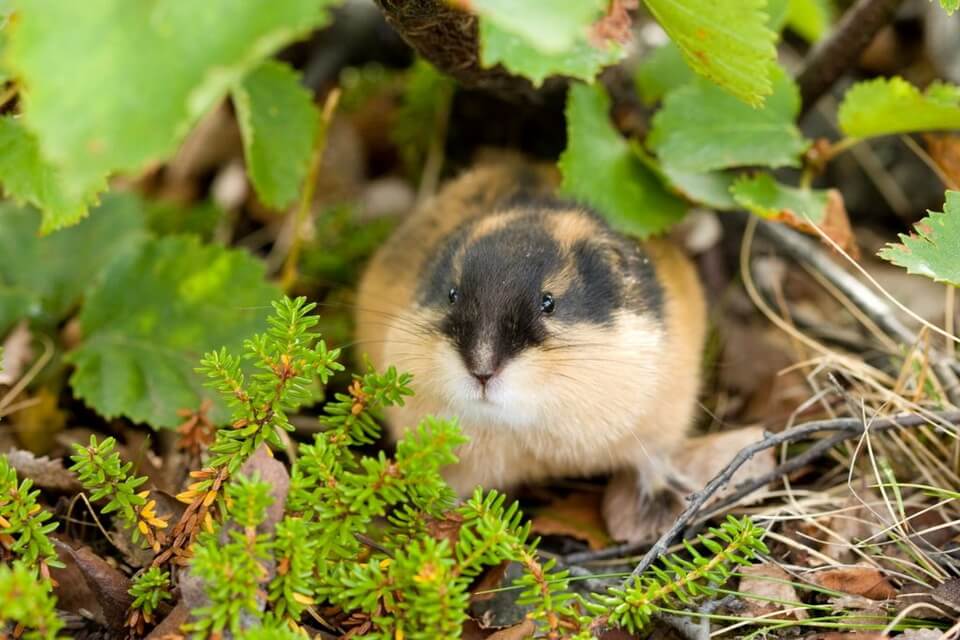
[838,77,960,139]
[232,61,319,210]
[878,191,960,286]
[642,0,778,106]
[559,83,686,238]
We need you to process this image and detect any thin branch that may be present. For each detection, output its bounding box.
[759,220,960,406]
[564,410,960,567]
[796,0,905,114]
[622,410,960,580]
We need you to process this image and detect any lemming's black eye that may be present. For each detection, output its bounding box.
[448,287,459,305]
[540,292,555,315]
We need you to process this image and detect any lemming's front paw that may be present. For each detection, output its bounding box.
[602,471,689,544]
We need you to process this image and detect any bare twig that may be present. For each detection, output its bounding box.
[796,0,906,113]
[565,410,960,568]
[624,410,960,580]
[759,220,960,406]
[280,88,342,292]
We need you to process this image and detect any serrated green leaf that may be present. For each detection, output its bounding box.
[635,42,694,105]
[731,173,829,223]
[6,0,334,225]
[642,0,778,105]
[878,191,960,286]
[648,65,809,173]
[786,0,833,42]
[471,0,606,53]
[559,83,686,238]
[479,20,622,86]
[66,236,280,428]
[0,117,107,232]
[0,193,147,334]
[767,0,791,31]
[838,77,960,139]
[232,60,318,210]
[936,0,959,15]
[661,166,739,210]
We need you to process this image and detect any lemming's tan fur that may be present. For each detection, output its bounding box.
[355,159,706,542]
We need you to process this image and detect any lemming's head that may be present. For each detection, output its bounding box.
[392,202,666,429]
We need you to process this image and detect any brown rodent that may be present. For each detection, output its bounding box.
[355,158,706,542]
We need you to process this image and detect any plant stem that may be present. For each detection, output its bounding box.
[796,0,906,114]
[564,409,960,567]
[280,88,341,293]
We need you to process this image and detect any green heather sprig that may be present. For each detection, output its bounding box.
[127,567,172,631]
[68,435,168,551]
[185,474,273,639]
[0,561,64,640]
[586,516,769,633]
[0,456,62,576]
[197,296,344,478]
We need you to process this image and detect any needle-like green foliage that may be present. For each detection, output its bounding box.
[178,297,771,638]
[68,435,168,551]
[128,567,173,629]
[0,456,62,575]
[0,561,64,640]
[185,474,274,639]
[585,516,769,633]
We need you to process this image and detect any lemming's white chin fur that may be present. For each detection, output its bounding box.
[380,308,686,496]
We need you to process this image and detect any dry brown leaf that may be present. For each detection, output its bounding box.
[930,577,960,614]
[675,426,776,506]
[11,387,66,455]
[486,619,535,640]
[531,491,610,550]
[2,449,81,492]
[925,133,960,190]
[812,565,897,600]
[738,562,808,620]
[52,540,133,630]
[470,560,510,603]
[774,189,860,259]
[0,321,33,385]
[590,0,638,45]
[145,601,189,640]
[805,633,887,640]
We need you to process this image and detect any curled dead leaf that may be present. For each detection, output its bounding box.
[738,562,808,620]
[51,540,132,630]
[812,565,897,600]
[774,189,860,259]
[590,0,638,46]
[2,449,81,492]
[531,491,610,551]
[924,133,960,190]
[486,619,535,640]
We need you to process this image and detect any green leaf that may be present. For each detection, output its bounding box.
[66,236,280,428]
[786,0,833,42]
[767,0,791,32]
[660,167,739,210]
[936,0,959,15]
[0,193,147,334]
[648,65,809,173]
[232,60,319,210]
[642,0,778,105]
[838,77,960,139]
[634,42,694,105]
[878,191,960,286]
[6,0,334,224]
[470,0,606,53]
[0,117,107,232]
[479,21,622,86]
[731,173,830,223]
[559,83,686,238]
